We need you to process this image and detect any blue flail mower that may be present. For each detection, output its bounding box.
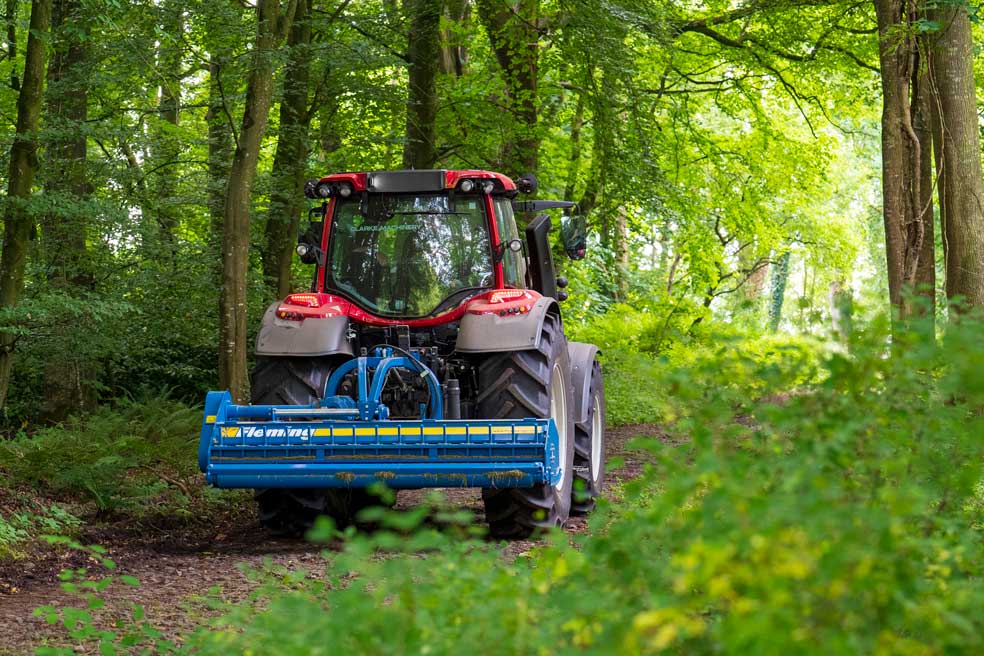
[199,349,561,490]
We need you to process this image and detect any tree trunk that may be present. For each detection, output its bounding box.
[476,0,539,176]
[873,0,933,320]
[926,6,984,308]
[153,0,183,261]
[5,0,17,90]
[579,69,611,242]
[0,0,51,411]
[768,251,791,332]
[402,0,441,169]
[614,208,629,300]
[912,43,935,318]
[263,0,311,298]
[207,55,232,240]
[740,243,769,304]
[218,0,295,402]
[41,0,93,421]
[563,91,585,203]
[440,0,469,77]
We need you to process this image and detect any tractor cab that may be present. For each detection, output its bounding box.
[297,170,582,321]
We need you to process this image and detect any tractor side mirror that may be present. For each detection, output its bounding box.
[296,220,323,264]
[560,215,587,260]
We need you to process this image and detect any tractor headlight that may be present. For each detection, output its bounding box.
[296,243,311,258]
[481,180,495,193]
[315,181,333,198]
[337,183,353,198]
[459,179,475,193]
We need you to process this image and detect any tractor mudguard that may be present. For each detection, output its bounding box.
[455,297,559,354]
[255,302,354,358]
[567,342,600,425]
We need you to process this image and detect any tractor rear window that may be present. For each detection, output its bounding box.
[326,194,494,317]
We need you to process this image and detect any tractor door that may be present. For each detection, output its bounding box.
[491,198,528,288]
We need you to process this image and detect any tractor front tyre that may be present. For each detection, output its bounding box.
[571,359,605,515]
[477,313,576,539]
[250,357,384,537]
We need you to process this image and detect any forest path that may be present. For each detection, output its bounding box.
[0,424,666,653]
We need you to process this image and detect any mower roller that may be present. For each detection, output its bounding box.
[199,169,606,538]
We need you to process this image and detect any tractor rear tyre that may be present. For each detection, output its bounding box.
[571,359,605,515]
[250,357,385,537]
[477,313,576,539]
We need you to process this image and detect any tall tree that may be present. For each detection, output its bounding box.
[477,0,540,176]
[402,0,442,169]
[218,0,296,402]
[152,0,184,261]
[5,0,17,90]
[873,0,935,319]
[207,54,233,240]
[0,0,52,410]
[41,0,93,420]
[262,0,312,298]
[440,0,469,77]
[925,5,984,309]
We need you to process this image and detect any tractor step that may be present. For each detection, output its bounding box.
[199,391,561,490]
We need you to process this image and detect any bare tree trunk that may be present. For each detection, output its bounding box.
[740,243,769,304]
[5,0,16,90]
[579,69,612,243]
[768,251,791,332]
[440,0,469,77]
[218,0,295,402]
[263,0,311,298]
[477,0,539,176]
[926,6,984,308]
[207,54,233,241]
[873,0,933,320]
[41,0,94,421]
[402,0,441,169]
[0,0,51,411]
[615,208,629,299]
[912,45,935,318]
[563,92,585,203]
[153,0,183,261]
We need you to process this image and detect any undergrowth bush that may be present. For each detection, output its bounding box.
[0,502,80,561]
[0,397,201,512]
[584,307,826,426]
[37,316,984,655]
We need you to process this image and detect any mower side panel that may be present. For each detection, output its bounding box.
[455,297,558,353]
[567,342,600,425]
[255,302,354,357]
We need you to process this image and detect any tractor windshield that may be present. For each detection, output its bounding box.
[326,194,494,317]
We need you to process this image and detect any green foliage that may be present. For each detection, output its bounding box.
[0,0,885,425]
[37,317,984,655]
[0,503,80,561]
[0,397,201,512]
[33,538,174,656]
[1,291,133,421]
[571,303,825,426]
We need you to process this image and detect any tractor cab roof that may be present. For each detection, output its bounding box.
[311,169,517,196]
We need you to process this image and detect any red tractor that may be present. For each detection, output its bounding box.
[199,169,605,539]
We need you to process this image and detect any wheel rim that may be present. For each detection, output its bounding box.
[590,392,603,481]
[549,362,569,492]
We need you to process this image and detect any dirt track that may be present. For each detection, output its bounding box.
[0,424,665,654]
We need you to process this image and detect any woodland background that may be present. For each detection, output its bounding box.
[0,0,979,421]
[0,1,982,653]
